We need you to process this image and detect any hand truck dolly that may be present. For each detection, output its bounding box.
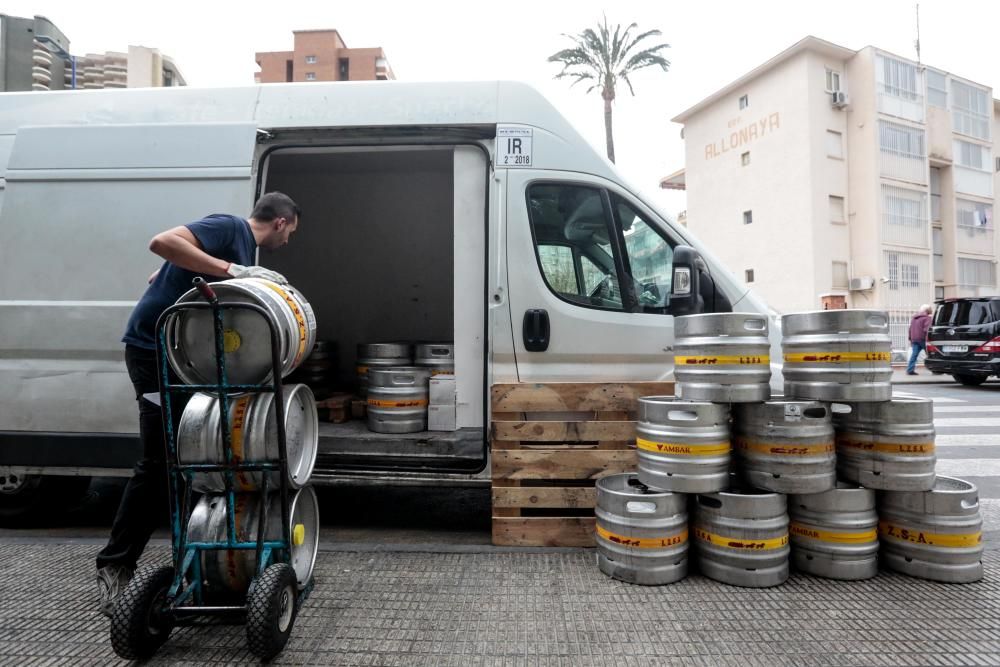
[110,277,313,660]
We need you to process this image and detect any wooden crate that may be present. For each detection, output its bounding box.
[491,382,673,547]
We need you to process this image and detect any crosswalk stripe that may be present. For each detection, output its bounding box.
[926,397,966,403]
[935,445,1000,456]
[933,417,1000,428]
[934,406,1000,414]
[936,435,1000,447]
[933,459,1000,477]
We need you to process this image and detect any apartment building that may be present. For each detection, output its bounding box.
[0,14,184,91]
[78,46,185,90]
[668,36,998,350]
[0,14,70,91]
[255,29,394,83]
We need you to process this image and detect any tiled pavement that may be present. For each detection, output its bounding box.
[2,543,998,666]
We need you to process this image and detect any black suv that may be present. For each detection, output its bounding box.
[925,297,1000,386]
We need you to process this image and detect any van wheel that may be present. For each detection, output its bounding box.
[0,472,92,525]
[953,374,987,386]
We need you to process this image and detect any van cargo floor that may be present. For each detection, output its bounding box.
[315,421,485,472]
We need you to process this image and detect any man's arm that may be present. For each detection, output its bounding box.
[148,226,232,277]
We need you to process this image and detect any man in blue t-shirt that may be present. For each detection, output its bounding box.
[96,192,301,616]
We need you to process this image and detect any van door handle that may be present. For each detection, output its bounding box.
[522,309,550,352]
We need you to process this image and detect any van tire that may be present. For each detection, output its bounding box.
[953,374,987,387]
[0,474,92,525]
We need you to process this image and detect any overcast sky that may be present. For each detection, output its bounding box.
[8,0,999,218]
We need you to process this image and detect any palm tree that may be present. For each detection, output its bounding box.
[548,17,670,164]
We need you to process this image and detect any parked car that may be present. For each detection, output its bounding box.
[925,297,1000,386]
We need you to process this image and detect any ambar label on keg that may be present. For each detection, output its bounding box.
[229,396,255,490]
[356,365,369,374]
[596,525,689,549]
[790,521,877,544]
[784,352,891,363]
[879,521,982,548]
[734,437,834,456]
[262,282,310,366]
[675,355,770,365]
[636,438,731,456]
[836,437,934,455]
[694,527,789,550]
[367,398,429,408]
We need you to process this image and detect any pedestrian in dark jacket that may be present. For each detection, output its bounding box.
[906,304,933,375]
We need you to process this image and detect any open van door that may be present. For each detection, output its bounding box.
[505,169,681,382]
[0,122,256,466]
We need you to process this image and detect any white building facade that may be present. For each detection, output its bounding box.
[671,36,998,351]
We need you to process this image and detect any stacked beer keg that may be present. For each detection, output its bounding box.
[357,342,455,434]
[596,310,984,588]
[168,278,321,599]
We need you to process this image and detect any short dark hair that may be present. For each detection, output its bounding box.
[251,192,301,223]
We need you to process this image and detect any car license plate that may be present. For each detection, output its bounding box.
[942,345,968,353]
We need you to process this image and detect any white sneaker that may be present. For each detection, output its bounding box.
[96,565,134,617]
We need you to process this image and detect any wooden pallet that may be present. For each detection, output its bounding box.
[491,382,674,547]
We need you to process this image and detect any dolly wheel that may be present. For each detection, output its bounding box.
[110,565,176,660]
[246,563,298,660]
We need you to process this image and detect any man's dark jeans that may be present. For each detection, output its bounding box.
[96,345,186,569]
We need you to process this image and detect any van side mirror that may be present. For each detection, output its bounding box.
[670,245,705,316]
[669,245,733,316]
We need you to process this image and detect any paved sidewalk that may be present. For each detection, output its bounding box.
[3,542,998,666]
[891,366,958,385]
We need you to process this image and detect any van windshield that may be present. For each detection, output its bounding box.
[934,300,1000,326]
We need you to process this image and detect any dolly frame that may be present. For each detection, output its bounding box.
[153,277,313,617]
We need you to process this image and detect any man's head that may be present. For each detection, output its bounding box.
[920,304,933,315]
[249,192,301,249]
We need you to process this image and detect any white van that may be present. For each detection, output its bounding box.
[0,81,776,517]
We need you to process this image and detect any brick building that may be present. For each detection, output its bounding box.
[255,29,394,84]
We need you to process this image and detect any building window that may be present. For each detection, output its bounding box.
[305,55,317,64]
[745,269,755,283]
[951,80,991,140]
[829,195,845,224]
[935,286,945,300]
[739,94,748,110]
[930,167,942,222]
[305,72,316,81]
[881,184,929,248]
[876,54,920,100]
[879,121,925,158]
[832,261,849,290]
[954,140,989,171]
[885,250,926,291]
[932,227,943,282]
[339,57,350,80]
[825,69,841,93]
[958,257,996,288]
[996,157,1000,172]
[955,199,994,256]
[878,120,926,183]
[927,69,947,108]
[741,152,750,166]
[826,130,843,159]
[743,210,752,225]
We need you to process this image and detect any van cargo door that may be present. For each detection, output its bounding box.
[0,122,256,435]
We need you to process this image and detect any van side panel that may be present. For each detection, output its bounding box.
[0,122,256,435]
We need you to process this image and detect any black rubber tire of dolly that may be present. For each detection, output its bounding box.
[954,373,987,386]
[246,563,298,660]
[110,565,176,660]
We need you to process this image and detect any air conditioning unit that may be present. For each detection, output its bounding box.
[849,276,874,291]
[831,91,849,108]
